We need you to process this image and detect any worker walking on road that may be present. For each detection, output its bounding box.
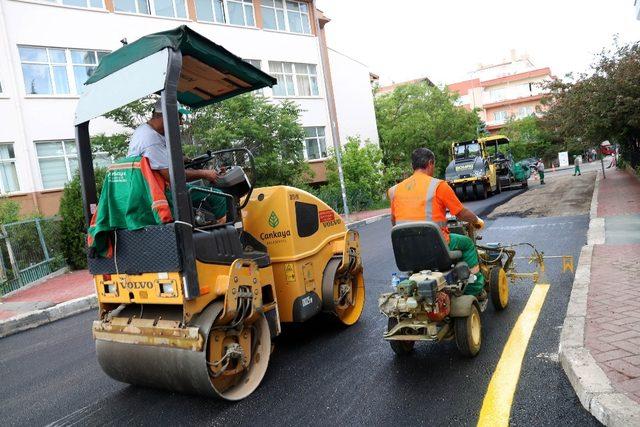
[573,155,582,176]
[536,159,545,185]
[389,148,487,299]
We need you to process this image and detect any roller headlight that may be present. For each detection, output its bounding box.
[104,284,117,294]
[160,282,175,296]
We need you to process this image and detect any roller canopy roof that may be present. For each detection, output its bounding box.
[84,25,276,108]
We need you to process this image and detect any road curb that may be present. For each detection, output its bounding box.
[0,294,97,339]
[558,171,640,426]
[347,213,390,230]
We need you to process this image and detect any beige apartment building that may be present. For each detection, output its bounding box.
[448,53,553,133]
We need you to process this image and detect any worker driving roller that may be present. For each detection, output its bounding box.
[128,98,227,223]
[389,147,487,299]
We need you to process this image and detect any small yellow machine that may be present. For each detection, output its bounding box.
[75,26,364,400]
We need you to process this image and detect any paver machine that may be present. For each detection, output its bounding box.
[445,137,499,201]
[74,26,365,400]
[445,135,529,200]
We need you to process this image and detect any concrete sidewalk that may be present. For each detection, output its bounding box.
[560,167,640,426]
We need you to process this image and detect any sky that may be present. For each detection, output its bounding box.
[315,0,640,86]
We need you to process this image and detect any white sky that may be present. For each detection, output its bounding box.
[316,0,640,85]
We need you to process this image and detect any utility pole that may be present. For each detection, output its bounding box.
[331,120,350,221]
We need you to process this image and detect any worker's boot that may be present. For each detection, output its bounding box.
[463,272,485,297]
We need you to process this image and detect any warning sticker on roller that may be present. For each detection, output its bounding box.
[284,263,296,282]
[319,209,335,223]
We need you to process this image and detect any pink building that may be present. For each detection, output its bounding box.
[448,53,553,133]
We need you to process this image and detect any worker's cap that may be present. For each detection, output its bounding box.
[152,99,191,115]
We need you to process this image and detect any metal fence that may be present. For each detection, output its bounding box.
[0,217,66,296]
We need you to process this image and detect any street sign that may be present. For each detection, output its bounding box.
[558,151,569,167]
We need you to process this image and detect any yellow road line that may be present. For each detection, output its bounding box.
[477,283,550,427]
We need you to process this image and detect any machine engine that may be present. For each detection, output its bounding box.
[378,271,451,321]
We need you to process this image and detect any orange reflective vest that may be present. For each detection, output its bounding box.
[389,172,459,242]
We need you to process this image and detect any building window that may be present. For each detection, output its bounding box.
[46,0,104,8]
[36,140,110,189]
[268,61,318,97]
[0,144,19,193]
[493,110,508,123]
[113,0,187,18]
[260,0,311,34]
[517,106,534,118]
[113,0,150,14]
[195,0,254,25]
[244,59,263,94]
[303,127,326,160]
[195,0,225,22]
[19,46,108,96]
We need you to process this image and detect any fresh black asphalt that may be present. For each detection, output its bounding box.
[0,189,599,426]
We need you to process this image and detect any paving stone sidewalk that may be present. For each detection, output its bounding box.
[0,270,94,320]
[585,168,640,405]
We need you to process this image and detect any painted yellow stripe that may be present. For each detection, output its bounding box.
[477,283,550,427]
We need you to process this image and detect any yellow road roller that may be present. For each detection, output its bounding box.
[73,26,365,400]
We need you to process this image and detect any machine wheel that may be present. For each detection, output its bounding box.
[454,303,482,357]
[495,179,502,194]
[466,183,476,201]
[207,311,272,401]
[489,267,509,311]
[455,185,465,201]
[387,317,415,356]
[476,183,488,200]
[322,257,365,326]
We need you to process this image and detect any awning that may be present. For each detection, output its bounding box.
[81,25,276,110]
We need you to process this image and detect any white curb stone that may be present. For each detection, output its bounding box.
[0,294,97,338]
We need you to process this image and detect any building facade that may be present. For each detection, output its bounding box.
[0,0,378,215]
[448,54,552,133]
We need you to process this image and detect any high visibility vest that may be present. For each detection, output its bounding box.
[389,172,450,240]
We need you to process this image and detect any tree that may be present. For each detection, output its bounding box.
[188,94,309,187]
[502,116,556,161]
[375,82,481,181]
[315,137,384,213]
[541,39,640,168]
[92,98,156,158]
[95,95,310,186]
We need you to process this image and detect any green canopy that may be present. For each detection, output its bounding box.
[85,25,276,109]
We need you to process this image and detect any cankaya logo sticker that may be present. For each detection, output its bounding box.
[260,229,292,240]
[268,211,279,228]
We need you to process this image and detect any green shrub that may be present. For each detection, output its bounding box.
[0,198,21,224]
[312,138,385,213]
[59,168,107,270]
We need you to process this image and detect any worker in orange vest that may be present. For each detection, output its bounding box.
[389,148,486,298]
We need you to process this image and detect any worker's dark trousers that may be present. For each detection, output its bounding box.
[539,170,545,184]
[574,165,581,175]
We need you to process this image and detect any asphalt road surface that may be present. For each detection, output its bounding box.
[0,188,599,426]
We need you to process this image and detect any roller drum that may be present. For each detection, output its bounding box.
[95,302,271,400]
